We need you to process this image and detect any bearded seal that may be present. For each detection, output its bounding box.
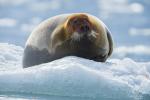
[23,13,113,68]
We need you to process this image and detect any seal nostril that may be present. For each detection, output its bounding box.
[80,25,90,32]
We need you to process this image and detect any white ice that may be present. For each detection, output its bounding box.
[0,43,150,100]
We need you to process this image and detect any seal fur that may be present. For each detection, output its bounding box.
[23,13,113,68]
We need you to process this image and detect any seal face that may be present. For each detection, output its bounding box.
[23,13,113,68]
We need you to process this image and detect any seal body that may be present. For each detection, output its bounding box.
[23,13,113,68]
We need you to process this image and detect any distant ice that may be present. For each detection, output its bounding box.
[0,18,17,27]
[0,0,27,6]
[0,43,23,70]
[0,43,150,100]
[29,0,61,12]
[114,45,150,56]
[98,0,143,16]
[129,28,150,36]
[129,3,144,13]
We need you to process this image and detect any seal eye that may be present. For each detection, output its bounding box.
[73,19,78,24]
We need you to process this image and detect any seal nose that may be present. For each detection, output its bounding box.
[80,25,90,33]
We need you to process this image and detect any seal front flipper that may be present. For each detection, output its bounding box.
[93,54,107,62]
[49,25,66,54]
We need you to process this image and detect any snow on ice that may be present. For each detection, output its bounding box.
[0,43,150,100]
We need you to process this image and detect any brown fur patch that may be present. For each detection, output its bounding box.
[64,14,93,39]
